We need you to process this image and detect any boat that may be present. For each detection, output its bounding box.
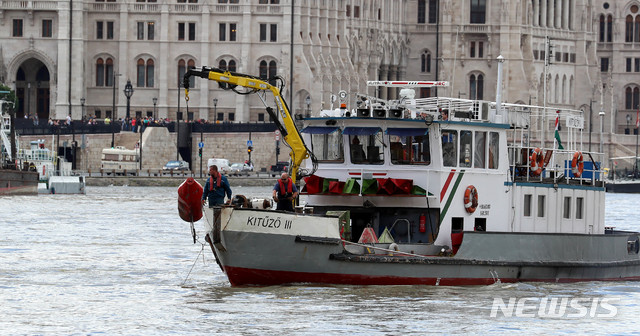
[606,156,640,193]
[1,97,38,196]
[178,63,640,286]
[16,139,85,194]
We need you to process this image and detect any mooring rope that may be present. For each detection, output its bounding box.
[181,241,206,286]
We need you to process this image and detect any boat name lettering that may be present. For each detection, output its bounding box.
[479,204,490,209]
[246,216,292,230]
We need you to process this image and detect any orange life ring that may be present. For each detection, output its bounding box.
[463,185,479,214]
[572,152,584,177]
[529,147,544,176]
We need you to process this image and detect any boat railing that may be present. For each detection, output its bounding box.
[17,148,57,163]
[390,218,411,243]
[508,145,604,185]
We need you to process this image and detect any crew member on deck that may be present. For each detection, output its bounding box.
[272,173,299,212]
[202,165,232,207]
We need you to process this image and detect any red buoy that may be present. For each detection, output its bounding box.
[178,177,204,222]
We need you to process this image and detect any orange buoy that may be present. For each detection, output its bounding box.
[463,185,478,214]
[178,177,204,222]
[571,152,584,177]
[529,147,544,176]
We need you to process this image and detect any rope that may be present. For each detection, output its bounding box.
[181,241,206,286]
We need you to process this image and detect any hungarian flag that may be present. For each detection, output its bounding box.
[636,108,639,128]
[555,110,564,150]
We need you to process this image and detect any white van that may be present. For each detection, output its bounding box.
[207,158,232,174]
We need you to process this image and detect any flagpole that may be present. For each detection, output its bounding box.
[635,108,639,178]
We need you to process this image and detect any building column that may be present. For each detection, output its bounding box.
[388,65,397,100]
[563,0,569,29]
[541,0,547,28]
[547,0,553,28]
[55,1,70,119]
[555,0,562,29]
[158,3,169,119]
[533,0,539,26]
[378,64,388,100]
[199,6,210,122]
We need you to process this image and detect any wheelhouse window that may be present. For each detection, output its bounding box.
[474,131,486,168]
[387,128,430,165]
[441,130,458,167]
[563,196,571,219]
[345,127,384,165]
[576,197,584,219]
[488,132,499,169]
[302,127,344,162]
[524,194,532,217]
[537,195,546,217]
[459,130,472,167]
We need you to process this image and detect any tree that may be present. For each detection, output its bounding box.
[0,83,18,114]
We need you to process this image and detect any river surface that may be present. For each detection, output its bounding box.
[1,187,640,335]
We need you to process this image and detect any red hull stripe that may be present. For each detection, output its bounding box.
[440,169,456,202]
[224,266,640,286]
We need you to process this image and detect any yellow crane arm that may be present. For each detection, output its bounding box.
[183,66,310,184]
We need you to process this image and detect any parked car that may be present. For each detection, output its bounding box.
[270,161,290,177]
[207,158,232,174]
[163,160,189,171]
[230,163,253,176]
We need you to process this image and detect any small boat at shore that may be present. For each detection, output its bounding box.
[1,98,38,196]
[606,156,640,193]
[179,64,640,286]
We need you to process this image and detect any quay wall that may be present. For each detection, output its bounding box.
[86,176,275,187]
[17,128,290,176]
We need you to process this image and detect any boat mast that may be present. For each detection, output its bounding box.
[495,55,504,121]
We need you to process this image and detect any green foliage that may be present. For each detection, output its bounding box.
[0,83,17,113]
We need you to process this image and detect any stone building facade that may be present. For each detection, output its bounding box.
[0,0,637,142]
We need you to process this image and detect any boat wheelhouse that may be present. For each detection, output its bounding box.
[299,85,604,253]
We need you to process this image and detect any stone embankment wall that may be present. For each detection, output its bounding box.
[17,128,291,175]
[86,176,274,187]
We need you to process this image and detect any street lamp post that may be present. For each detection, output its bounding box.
[111,72,121,148]
[80,97,86,172]
[123,80,136,170]
[599,108,605,154]
[305,95,311,117]
[124,80,133,119]
[139,121,143,173]
[636,114,639,178]
[176,88,181,161]
[213,98,218,123]
[152,97,158,121]
[80,97,86,123]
